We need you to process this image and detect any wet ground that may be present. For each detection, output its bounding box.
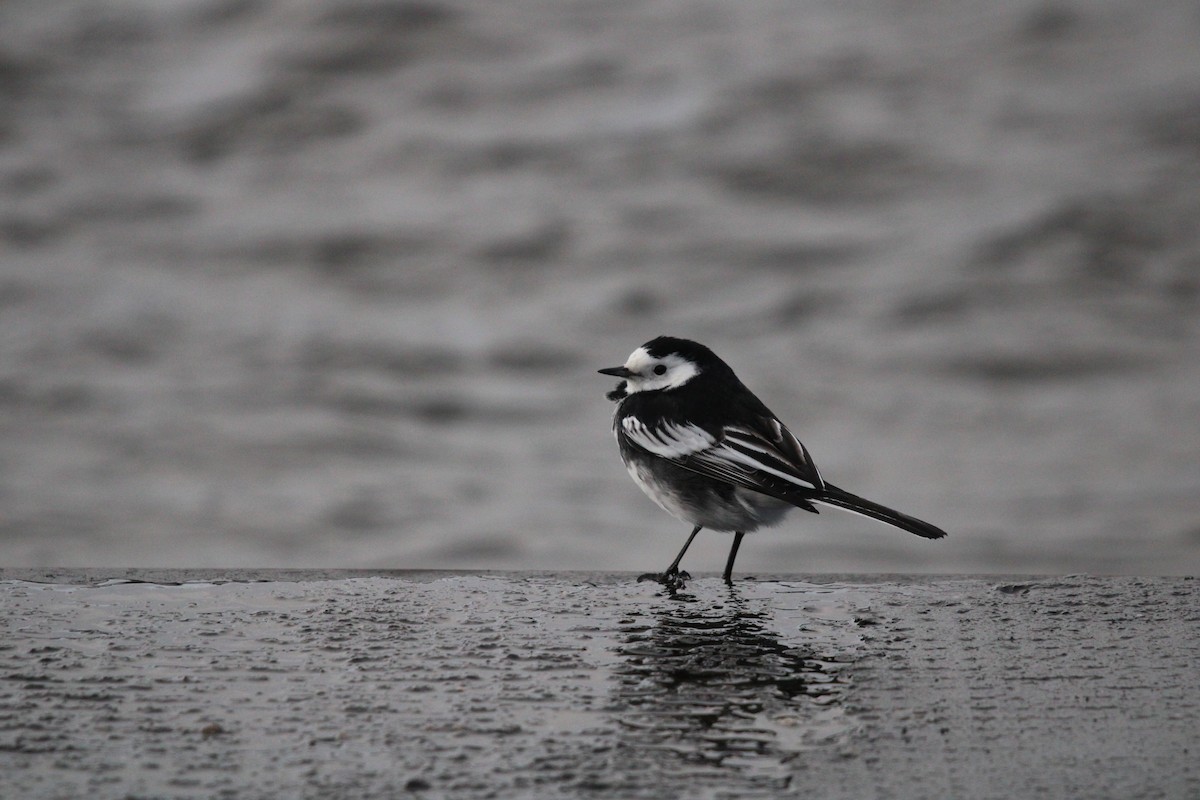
[1,1,1200,575]
[3,570,1197,798]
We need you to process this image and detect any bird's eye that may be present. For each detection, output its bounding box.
[653,364,667,375]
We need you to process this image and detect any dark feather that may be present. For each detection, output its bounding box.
[815,482,948,539]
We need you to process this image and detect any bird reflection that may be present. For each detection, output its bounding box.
[607,587,848,791]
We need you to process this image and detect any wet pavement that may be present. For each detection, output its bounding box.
[2,571,1198,799]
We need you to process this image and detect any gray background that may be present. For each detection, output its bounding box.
[2,0,1198,574]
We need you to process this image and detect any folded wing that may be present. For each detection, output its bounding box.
[616,411,946,540]
[618,413,825,502]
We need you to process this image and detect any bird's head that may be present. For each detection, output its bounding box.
[598,336,723,396]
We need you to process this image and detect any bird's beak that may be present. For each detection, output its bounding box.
[598,366,633,378]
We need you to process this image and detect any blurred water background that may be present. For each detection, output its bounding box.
[1,0,1198,573]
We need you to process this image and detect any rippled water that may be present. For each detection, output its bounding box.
[1,0,1198,572]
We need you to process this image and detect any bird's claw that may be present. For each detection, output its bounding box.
[638,568,691,591]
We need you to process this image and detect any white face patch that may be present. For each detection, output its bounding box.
[621,347,700,394]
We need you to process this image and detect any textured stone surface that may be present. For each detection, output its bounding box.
[2,571,1197,798]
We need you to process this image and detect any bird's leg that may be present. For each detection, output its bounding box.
[664,525,701,576]
[639,526,701,588]
[721,531,745,584]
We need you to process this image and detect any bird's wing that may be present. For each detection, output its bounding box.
[708,418,825,494]
[618,415,719,458]
[618,414,825,498]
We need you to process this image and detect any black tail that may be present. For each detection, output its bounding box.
[814,482,947,540]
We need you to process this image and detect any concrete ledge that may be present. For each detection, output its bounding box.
[2,571,1197,799]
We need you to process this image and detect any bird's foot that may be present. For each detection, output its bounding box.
[638,568,691,591]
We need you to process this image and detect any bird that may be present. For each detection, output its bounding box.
[599,336,946,588]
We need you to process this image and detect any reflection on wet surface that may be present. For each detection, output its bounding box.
[0,573,868,798]
[5,573,1200,798]
[603,584,859,794]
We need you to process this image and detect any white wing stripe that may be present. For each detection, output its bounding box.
[708,444,818,490]
[725,424,824,490]
[621,417,715,457]
[722,431,773,454]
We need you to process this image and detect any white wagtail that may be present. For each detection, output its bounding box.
[599,336,946,587]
